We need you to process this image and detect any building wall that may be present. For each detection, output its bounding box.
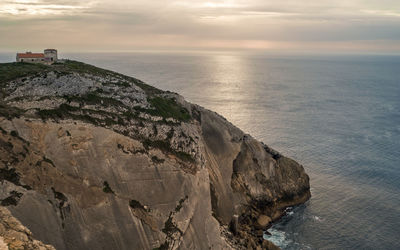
[16,57,45,63]
[44,50,58,63]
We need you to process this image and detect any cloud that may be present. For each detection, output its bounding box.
[0,0,92,16]
[0,0,400,52]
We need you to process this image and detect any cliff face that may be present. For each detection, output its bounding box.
[0,61,310,250]
[0,206,55,250]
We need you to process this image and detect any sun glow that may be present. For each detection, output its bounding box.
[1,0,399,52]
[202,2,244,8]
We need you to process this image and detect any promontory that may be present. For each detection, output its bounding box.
[0,61,310,249]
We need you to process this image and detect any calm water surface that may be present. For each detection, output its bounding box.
[1,52,399,249]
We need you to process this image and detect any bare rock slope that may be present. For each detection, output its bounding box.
[0,206,55,250]
[0,61,310,249]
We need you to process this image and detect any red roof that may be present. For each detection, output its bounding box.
[17,53,44,58]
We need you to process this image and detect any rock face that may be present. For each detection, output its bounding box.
[0,206,55,250]
[0,61,310,249]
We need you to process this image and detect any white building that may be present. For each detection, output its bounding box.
[16,49,58,64]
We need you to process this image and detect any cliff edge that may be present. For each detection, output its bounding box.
[0,61,310,249]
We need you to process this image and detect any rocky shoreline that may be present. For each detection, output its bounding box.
[0,61,310,249]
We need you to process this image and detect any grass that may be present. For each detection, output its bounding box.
[0,62,49,86]
[147,97,191,122]
[60,60,163,95]
[0,60,160,94]
[64,92,124,107]
[0,61,191,124]
[37,103,79,119]
[60,60,112,76]
[1,61,196,165]
[143,139,195,163]
[134,81,162,95]
[37,103,128,127]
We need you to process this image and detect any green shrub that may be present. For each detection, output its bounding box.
[142,139,194,163]
[129,199,145,210]
[0,62,49,87]
[151,156,165,164]
[147,97,191,122]
[102,181,114,194]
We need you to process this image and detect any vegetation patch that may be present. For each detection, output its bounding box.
[64,92,124,108]
[151,156,165,164]
[102,81,130,88]
[153,242,169,250]
[122,110,139,120]
[134,81,162,95]
[0,60,162,99]
[162,213,182,236]
[58,60,115,77]
[60,60,159,94]
[51,187,68,204]
[0,191,23,206]
[40,156,56,168]
[0,127,6,135]
[37,103,79,120]
[102,181,114,194]
[129,199,145,210]
[175,195,188,212]
[142,139,194,163]
[0,62,49,87]
[142,139,171,152]
[175,151,195,163]
[147,96,191,122]
[7,129,28,145]
[10,130,18,137]
[0,103,23,120]
[0,167,31,190]
[51,187,69,226]
[0,168,21,186]
[37,104,111,126]
[0,138,13,151]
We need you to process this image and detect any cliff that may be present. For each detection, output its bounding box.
[0,61,310,249]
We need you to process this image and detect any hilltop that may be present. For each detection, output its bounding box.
[0,61,310,249]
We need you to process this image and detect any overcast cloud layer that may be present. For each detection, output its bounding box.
[1,0,399,52]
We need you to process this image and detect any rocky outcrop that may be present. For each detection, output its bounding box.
[0,61,310,249]
[0,206,55,250]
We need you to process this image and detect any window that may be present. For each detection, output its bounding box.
[21,59,24,62]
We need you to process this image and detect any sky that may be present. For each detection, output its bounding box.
[0,0,400,53]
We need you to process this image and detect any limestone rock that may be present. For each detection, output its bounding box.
[0,206,55,250]
[0,61,311,249]
[256,215,272,228]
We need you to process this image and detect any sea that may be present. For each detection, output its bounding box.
[1,51,399,249]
